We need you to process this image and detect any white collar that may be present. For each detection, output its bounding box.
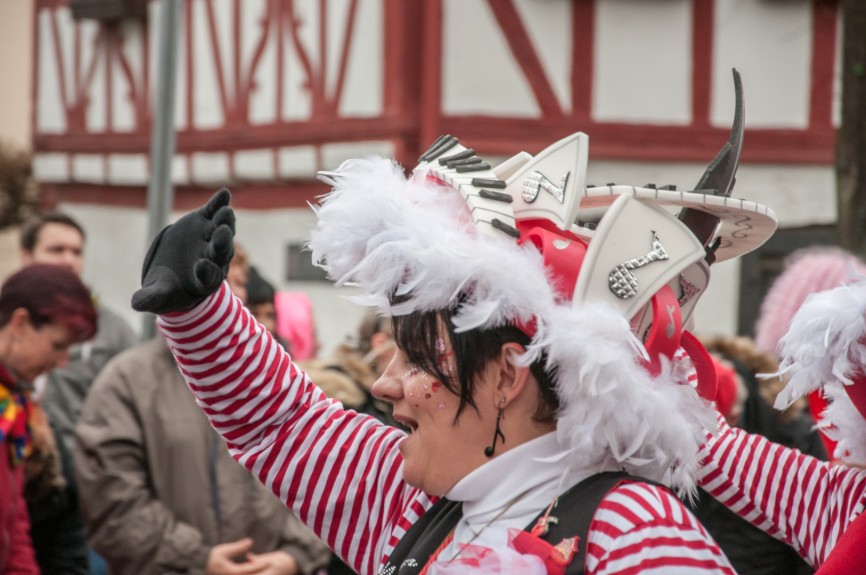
[440,432,617,557]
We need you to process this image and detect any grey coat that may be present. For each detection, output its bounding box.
[74,337,331,575]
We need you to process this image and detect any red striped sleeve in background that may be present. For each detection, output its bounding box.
[699,418,866,568]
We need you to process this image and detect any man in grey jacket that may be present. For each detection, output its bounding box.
[74,251,331,575]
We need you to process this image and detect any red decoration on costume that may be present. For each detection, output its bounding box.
[510,530,579,575]
[806,390,838,458]
[843,372,866,422]
[710,355,739,418]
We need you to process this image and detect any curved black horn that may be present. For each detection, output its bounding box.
[678,68,744,260]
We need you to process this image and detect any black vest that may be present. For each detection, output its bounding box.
[381,471,649,575]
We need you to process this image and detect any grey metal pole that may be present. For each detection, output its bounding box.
[142,0,182,339]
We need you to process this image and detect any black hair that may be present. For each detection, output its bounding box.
[20,212,86,252]
[246,266,276,307]
[391,305,559,424]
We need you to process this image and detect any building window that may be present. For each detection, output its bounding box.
[285,242,329,282]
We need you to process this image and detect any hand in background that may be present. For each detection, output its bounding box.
[206,539,300,575]
[245,551,300,575]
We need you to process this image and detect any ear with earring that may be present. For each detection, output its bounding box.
[484,397,506,457]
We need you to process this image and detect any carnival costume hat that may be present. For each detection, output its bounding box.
[309,70,777,495]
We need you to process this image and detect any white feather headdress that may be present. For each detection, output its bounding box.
[775,280,866,464]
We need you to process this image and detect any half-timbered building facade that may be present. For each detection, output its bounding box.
[31,0,842,347]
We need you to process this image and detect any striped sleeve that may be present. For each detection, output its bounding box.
[699,418,866,567]
[586,483,735,575]
[157,283,432,575]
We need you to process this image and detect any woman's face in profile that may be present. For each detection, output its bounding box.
[371,340,500,496]
[5,312,74,382]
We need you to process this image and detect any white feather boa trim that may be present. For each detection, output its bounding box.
[310,157,718,495]
[775,280,866,464]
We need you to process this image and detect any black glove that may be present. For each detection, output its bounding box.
[132,189,236,314]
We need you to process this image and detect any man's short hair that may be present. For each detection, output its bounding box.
[20,212,86,253]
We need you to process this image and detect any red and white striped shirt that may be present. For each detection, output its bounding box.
[699,417,866,568]
[160,284,733,575]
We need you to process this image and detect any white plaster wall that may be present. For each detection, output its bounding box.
[594,0,693,124]
[713,0,813,128]
[443,0,541,116]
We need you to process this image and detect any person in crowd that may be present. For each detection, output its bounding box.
[19,212,138,455]
[302,310,397,428]
[227,241,249,305]
[688,336,824,575]
[247,265,291,350]
[753,246,866,459]
[130,75,776,574]
[19,212,136,574]
[0,264,97,574]
[74,251,330,575]
[274,291,319,361]
[698,276,866,573]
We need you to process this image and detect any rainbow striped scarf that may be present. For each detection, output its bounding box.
[0,363,30,467]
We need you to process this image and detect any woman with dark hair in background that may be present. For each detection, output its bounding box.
[0,264,97,574]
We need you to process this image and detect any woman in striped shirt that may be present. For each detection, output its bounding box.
[699,280,866,573]
[132,118,772,574]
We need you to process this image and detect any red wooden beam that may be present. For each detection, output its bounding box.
[284,0,319,116]
[328,0,359,114]
[570,0,594,121]
[486,0,563,118]
[691,0,714,127]
[34,115,416,153]
[204,0,233,123]
[436,116,836,164]
[185,0,194,129]
[239,1,275,122]
[419,0,443,149]
[809,0,838,130]
[383,0,423,167]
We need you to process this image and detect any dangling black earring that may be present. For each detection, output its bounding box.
[484,400,506,457]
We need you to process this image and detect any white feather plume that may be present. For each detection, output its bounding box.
[532,302,718,497]
[774,280,866,464]
[309,156,719,494]
[310,158,551,329]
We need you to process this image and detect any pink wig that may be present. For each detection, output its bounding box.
[274,291,318,360]
[755,247,866,355]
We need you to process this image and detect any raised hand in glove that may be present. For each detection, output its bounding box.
[131,189,235,314]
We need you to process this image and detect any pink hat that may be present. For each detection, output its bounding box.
[274,291,318,361]
[755,247,866,356]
